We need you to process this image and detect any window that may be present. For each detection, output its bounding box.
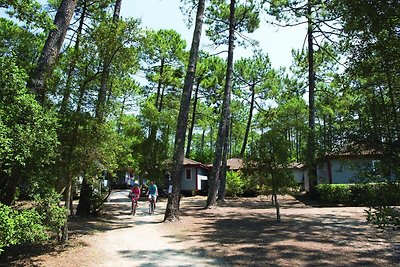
[186,169,191,180]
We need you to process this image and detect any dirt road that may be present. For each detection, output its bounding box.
[31,190,227,267]
[5,191,400,266]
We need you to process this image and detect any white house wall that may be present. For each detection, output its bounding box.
[292,170,304,184]
[180,167,197,190]
[318,158,374,184]
[197,175,208,190]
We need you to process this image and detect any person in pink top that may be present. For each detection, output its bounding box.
[130,183,141,215]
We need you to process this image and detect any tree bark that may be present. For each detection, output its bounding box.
[186,79,201,158]
[60,0,87,114]
[0,172,18,205]
[95,0,122,121]
[306,0,317,192]
[76,176,92,216]
[27,0,78,104]
[240,84,255,157]
[200,129,205,158]
[206,0,235,208]
[218,120,230,201]
[156,58,165,111]
[61,174,72,244]
[164,0,206,222]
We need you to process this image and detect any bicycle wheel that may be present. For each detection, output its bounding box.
[132,201,137,216]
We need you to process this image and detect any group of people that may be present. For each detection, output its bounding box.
[130,180,158,214]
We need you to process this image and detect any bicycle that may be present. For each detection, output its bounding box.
[131,195,139,216]
[148,195,156,215]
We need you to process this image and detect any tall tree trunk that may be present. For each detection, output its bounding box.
[70,80,91,216]
[0,172,18,205]
[112,0,122,21]
[164,0,205,222]
[240,84,255,157]
[27,0,78,103]
[61,173,72,244]
[306,0,317,193]
[209,126,213,149]
[378,87,392,143]
[146,57,166,166]
[384,66,399,140]
[186,79,201,158]
[218,120,230,201]
[117,94,128,134]
[230,117,233,158]
[76,176,92,216]
[95,0,122,121]
[273,192,280,222]
[159,85,166,112]
[200,128,205,157]
[156,58,165,110]
[60,0,87,114]
[206,0,235,208]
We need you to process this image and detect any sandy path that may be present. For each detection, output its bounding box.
[21,192,400,266]
[91,190,225,267]
[35,190,226,267]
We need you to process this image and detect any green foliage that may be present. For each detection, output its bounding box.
[206,0,262,46]
[242,128,298,196]
[366,206,400,231]
[0,0,53,29]
[0,56,59,204]
[225,171,244,197]
[0,203,48,254]
[331,0,400,173]
[33,190,67,236]
[315,184,350,204]
[0,18,45,73]
[241,174,260,197]
[316,183,400,206]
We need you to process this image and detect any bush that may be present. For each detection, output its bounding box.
[34,191,67,239]
[0,203,48,254]
[225,171,245,197]
[316,183,400,206]
[316,184,350,205]
[366,206,400,230]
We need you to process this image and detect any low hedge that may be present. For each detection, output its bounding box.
[315,183,400,206]
[0,203,48,254]
[0,191,67,254]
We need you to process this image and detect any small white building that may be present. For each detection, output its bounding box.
[292,150,383,191]
[181,158,210,192]
[316,151,382,184]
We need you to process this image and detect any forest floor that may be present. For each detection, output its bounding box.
[1,190,400,266]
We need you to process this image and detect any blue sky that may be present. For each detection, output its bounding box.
[121,0,307,69]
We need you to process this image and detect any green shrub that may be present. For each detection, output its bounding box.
[366,206,400,230]
[316,184,350,204]
[348,183,375,206]
[316,183,400,206]
[226,171,245,197]
[33,190,67,238]
[375,183,400,206]
[0,203,48,254]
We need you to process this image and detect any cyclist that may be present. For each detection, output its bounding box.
[130,182,141,215]
[146,181,158,210]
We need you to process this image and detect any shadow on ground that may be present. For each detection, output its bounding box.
[117,248,228,267]
[0,189,152,266]
[174,196,400,266]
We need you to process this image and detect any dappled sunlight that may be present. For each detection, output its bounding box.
[173,195,400,266]
[115,248,228,267]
